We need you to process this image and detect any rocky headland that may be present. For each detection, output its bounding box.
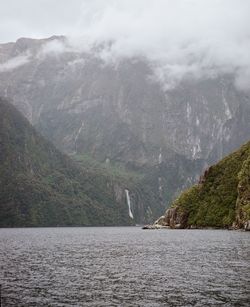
[144,141,250,231]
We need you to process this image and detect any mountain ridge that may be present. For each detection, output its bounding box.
[0,36,249,165]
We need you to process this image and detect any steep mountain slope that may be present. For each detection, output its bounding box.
[0,98,167,226]
[153,141,250,230]
[0,36,249,166]
[1,36,249,220]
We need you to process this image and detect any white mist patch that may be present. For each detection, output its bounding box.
[38,39,71,58]
[0,53,30,72]
[1,0,250,90]
[67,0,250,91]
[67,58,86,68]
[125,189,134,219]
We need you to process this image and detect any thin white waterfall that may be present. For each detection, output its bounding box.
[125,189,134,219]
[74,121,84,152]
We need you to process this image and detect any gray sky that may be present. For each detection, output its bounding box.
[0,0,85,42]
[1,0,250,90]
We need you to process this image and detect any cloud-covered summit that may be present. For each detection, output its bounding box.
[1,0,250,90]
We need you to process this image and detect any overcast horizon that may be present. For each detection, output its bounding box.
[1,0,250,90]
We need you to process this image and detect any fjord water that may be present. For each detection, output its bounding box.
[0,228,249,306]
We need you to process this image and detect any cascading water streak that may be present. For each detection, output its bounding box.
[125,189,134,219]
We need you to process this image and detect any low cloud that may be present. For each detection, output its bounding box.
[0,53,30,72]
[69,0,250,90]
[38,39,70,58]
[1,0,250,90]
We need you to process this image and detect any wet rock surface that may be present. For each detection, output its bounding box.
[143,206,188,229]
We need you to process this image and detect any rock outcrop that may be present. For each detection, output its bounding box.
[143,207,188,229]
[152,207,188,229]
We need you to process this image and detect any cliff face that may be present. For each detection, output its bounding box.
[1,36,250,223]
[153,141,250,230]
[0,36,249,166]
[0,98,168,226]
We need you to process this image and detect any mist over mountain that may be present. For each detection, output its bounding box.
[1,3,250,306]
[1,0,250,91]
[0,34,249,225]
[0,1,249,227]
[0,36,249,164]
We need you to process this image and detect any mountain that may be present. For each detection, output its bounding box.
[0,98,169,226]
[0,36,249,220]
[152,141,250,230]
[0,36,249,166]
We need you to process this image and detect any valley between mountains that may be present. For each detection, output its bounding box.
[0,36,249,228]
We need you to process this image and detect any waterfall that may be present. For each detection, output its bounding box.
[158,147,162,164]
[125,189,134,219]
[74,121,84,152]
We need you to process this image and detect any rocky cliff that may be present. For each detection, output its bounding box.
[1,36,250,220]
[0,36,249,165]
[152,141,250,230]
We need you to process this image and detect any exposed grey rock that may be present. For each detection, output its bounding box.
[152,206,188,229]
[1,36,250,222]
[244,221,250,231]
[0,37,249,167]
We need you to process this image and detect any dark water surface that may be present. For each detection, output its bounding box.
[0,227,249,306]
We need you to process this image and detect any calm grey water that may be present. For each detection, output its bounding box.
[0,227,249,307]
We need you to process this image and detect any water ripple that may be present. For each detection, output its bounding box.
[0,227,249,306]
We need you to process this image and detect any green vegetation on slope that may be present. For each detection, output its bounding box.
[73,153,143,182]
[1,99,174,226]
[72,154,169,224]
[73,152,203,225]
[0,98,204,227]
[0,99,137,226]
[171,141,250,228]
[235,150,250,227]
